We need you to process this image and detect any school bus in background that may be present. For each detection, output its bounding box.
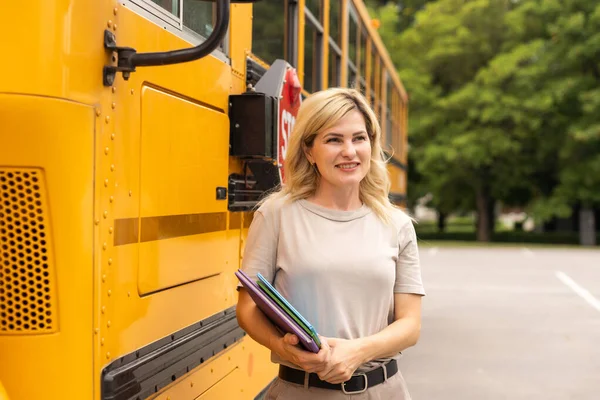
[0,0,408,399]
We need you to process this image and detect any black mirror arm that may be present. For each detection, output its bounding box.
[103,0,231,85]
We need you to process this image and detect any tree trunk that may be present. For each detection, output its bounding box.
[476,186,495,242]
[579,206,596,246]
[437,211,447,233]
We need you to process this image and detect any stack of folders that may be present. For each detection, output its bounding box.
[235,269,321,353]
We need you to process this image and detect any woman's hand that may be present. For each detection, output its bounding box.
[273,333,331,374]
[317,337,366,384]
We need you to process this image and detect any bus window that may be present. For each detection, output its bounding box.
[348,13,358,68]
[330,0,341,45]
[304,4,323,92]
[370,46,376,107]
[183,0,214,39]
[150,0,180,17]
[359,28,367,90]
[329,0,342,87]
[329,46,341,87]
[252,0,286,65]
[348,9,358,88]
[386,73,393,148]
[305,0,321,21]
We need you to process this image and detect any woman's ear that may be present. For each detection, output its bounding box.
[303,145,314,165]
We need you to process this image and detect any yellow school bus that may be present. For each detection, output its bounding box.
[0,1,408,399]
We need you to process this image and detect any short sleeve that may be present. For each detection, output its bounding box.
[238,210,278,287]
[394,221,426,295]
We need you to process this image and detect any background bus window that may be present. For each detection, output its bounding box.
[252,0,286,64]
[359,28,367,90]
[329,0,342,88]
[329,48,341,87]
[386,74,393,149]
[304,21,319,92]
[330,0,341,45]
[305,0,321,21]
[304,4,323,92]
[348,15,357,70]
[370,47,376,107]
[150,0,179,17]
[348,11,358,88]
[183,0,213,39]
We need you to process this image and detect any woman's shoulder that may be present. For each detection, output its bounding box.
[255,192,296,218]
[388,206,415,233]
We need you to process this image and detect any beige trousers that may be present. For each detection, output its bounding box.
[264,369,412,400]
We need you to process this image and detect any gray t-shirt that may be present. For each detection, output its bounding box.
[240,196,425,371]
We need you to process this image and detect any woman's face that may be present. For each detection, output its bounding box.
[306,109,371,191]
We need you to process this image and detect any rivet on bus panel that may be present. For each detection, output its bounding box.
[102,274,107,282]
[111,102,116,109]
[111,133,115,140]
[104,179,109,187]
[129,190,132,197]
[105,147,110,155]
[103,242,107,250]
[105,116,110,124]
[94,328,99,334]
[111,164,115,171]
[106,352,111,359]
[96,109,101,117]
[101,306,106,314]
[112,87,116,94]
[95,219,100,225]
[101,338,105,346]
[109,196,114,203]
[107,320,111,327]
[103,211,108,219]
[190,382,194,388]
[127,291,131,297]
[108,258,113,265]
[109,227,113,234]
[107,20,113,28]
[113,7,118,15]
[130,89,134,95]
[107,290,112,297]
[113,24,118,31]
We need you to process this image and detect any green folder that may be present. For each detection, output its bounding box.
[256,280,322,348]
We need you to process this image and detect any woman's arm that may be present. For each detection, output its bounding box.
[318,293,422,383]
[357,293,422,360]
[236,288,332,373]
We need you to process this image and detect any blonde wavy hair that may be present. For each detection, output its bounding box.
[264,87,396,223]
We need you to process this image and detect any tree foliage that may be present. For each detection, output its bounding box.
[372,0,600,241]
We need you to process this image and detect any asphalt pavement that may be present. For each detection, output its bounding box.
[400,245,600,400]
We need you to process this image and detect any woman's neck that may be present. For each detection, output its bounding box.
[308,184,362,211]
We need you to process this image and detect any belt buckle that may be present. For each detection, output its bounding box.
[341,373,368,394]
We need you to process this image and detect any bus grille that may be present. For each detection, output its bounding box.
[0,168,57,334]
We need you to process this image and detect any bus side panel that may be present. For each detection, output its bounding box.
[0,95,94,399]
[93,4,277,399]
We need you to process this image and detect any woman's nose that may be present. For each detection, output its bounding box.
[341,140,357,157]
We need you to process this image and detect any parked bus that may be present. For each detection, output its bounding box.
[0,1,408,399]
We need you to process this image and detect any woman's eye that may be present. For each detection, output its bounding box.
[354,136,367,141]
[326,138,341,143]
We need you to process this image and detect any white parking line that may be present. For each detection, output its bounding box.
[555,271,600,312]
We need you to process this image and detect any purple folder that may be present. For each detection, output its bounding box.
[235,269,320,353]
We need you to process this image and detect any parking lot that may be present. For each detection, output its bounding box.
[401,246,600,400]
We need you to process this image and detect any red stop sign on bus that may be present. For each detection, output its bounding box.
[278,68,302,183]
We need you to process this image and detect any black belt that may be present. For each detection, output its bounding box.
[278,359,398,394]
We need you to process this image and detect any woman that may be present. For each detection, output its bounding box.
[236,88,425,399]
